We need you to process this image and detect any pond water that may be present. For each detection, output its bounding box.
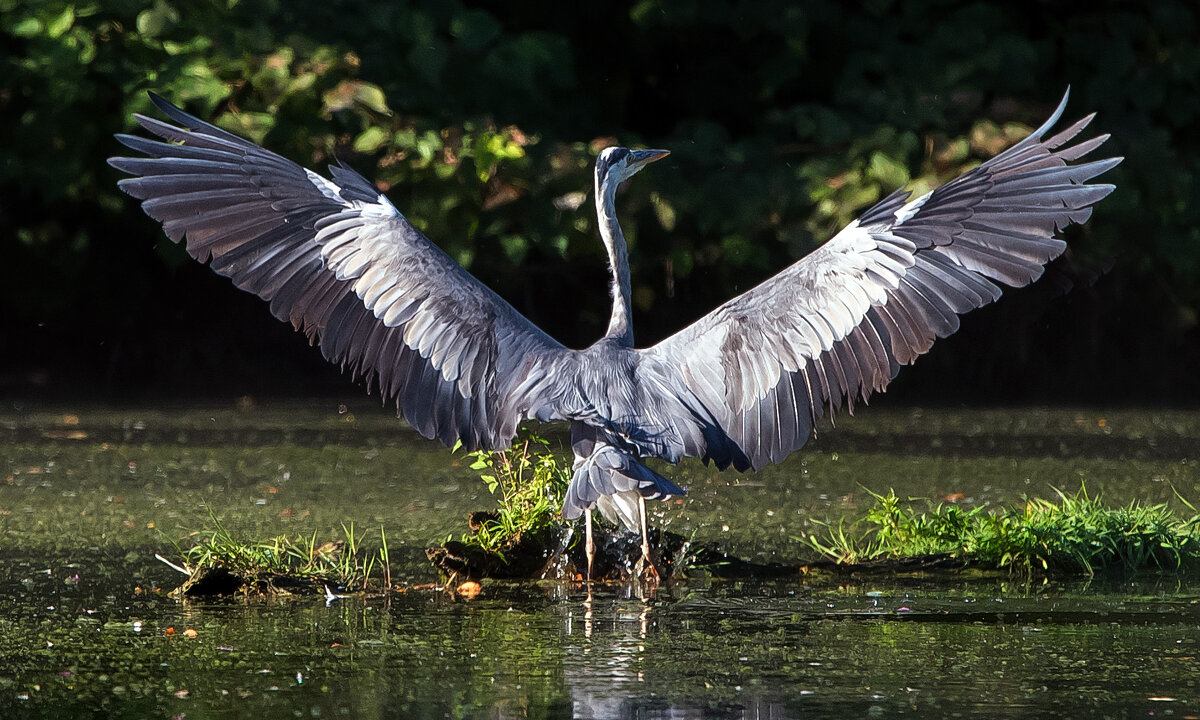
[2,402,1199,718]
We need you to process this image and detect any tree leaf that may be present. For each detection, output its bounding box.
[353,126,389,153]
[46,6,74,39]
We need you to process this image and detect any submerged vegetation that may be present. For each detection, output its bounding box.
[806,487,1200,576]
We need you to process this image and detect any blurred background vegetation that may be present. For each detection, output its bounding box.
[2,0,1197,406]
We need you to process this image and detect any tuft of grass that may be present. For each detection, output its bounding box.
[176,511,393,593]
[805,486,1200,575]
[456,432,571,558]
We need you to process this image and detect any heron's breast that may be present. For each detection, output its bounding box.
[565,346,642,422]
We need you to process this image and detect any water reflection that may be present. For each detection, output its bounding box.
[564,588,650,717]
[1,551,1199,718]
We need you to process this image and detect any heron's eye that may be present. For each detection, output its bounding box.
[605,148,630,167]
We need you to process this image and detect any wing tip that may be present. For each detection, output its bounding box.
[1090,183,1118,202]
[1038,87,1072,138]
[146,91,191,125]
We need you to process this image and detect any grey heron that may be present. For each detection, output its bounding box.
[110,90,1119,580]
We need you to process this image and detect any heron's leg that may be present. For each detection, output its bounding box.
[585,508,595,582]
[638,496,659,581]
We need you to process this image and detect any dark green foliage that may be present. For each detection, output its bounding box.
[2,0,1196,401]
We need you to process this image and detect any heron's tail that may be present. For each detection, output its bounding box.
[562,442,684,532]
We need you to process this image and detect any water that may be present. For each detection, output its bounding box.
[2,402,1199,717]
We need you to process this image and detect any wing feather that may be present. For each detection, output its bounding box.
[111,93,571,451]
[640,89,1120,470]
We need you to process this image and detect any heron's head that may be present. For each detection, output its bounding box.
[595,146,670,192]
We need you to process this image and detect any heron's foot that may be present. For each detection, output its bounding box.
[634,553,660,587]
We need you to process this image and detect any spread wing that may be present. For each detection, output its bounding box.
[110,93,571,450]
[639,90,1121,471]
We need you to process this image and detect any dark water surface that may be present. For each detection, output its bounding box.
[2,403,1199,718]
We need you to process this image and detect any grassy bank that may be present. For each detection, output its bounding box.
[805,487,1200,575]
[166,517,392,596]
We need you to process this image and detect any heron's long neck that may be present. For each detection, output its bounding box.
[596,178,634,346]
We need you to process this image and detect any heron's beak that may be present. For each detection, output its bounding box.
[629,149,670,167]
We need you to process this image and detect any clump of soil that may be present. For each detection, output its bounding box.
[425,511,804,581]
[172,566,324,598]
[425,510,570,580]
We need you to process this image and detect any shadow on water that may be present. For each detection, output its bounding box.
[2,403,1199,717]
